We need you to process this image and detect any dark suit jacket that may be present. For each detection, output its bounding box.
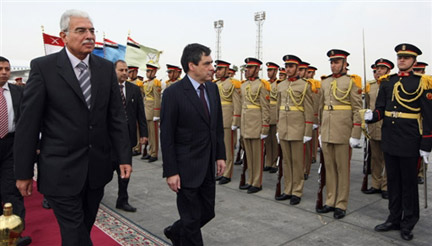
[161,76,226,188]
[13,48,131,196]
[124,81,147,148]
[8,83,23,123]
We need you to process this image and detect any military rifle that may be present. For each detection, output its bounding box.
[361,138,371,192]
[234,142,243,165]
[316,146,326,210]
[275,145,283,198]
[239,150,248,188]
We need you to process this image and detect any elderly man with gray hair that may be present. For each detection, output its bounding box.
[14,9,131,246]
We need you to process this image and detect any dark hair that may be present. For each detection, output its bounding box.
[0,56,10,63]
[114,59,126,67]
[180,43,211,74]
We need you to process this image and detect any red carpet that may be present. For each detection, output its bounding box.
[23,183,120,246]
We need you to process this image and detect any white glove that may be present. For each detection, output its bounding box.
[420,150,431,164]
[364,109,373,121]
[303,136,312,143]
[153,117,160,121]
[276,133,280,144]
[318,135,322,147]
[349,137,362,148]
[313,124,319,130]
[260,134,268,140]
[231,125,238,131]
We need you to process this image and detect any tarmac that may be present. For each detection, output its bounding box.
[102,142,432,246]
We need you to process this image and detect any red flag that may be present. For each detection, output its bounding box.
[42,33,64,55]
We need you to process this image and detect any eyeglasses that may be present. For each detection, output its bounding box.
[71,28,96,35]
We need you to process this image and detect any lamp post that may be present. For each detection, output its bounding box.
[214,20,224,60]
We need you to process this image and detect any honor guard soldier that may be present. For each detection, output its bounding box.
[298,61,310,79]
[365,44,432,241]
[316,49,363,219]
[278,67,287,82]
[142,63,162,162]
[264,62,280,173]
[239,58,270,193]
[128,65,145,156]
[165,64,182,89]
[213,60,241,184]
[275,55,314,205]
[363,58,394,199]
[228,66,237,78]
[305,65,320,178]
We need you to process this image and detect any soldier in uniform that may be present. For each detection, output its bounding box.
[275,55,314,205]
[228,66,237,78]
[239,58,270,193]
[165,64,182,89]
[214,60,241,184]
[263,62,280,173]
[305,65,320,179]
[278,67,287,82]
[365,44,432,241]
[363,58,394,199]
[316,49,363,219]
[142,63,162,162]
[298,61,310,78]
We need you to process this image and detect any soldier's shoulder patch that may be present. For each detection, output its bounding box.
[266,95,270,100]
[261,79,271,91]
[426,92,432,100]
[154,79,162,87]
[306,79,318,93]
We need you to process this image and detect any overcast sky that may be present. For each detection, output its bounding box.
[1,0,431,81]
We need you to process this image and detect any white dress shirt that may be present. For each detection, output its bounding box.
[1,83,15,133]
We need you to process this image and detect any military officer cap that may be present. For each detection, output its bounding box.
[266,62,279,70]
[279,67,287,74]
[166,64,182,72]
[244,57,262,67]
[229,65,238,72]
[146,63,159,71]
[395,43,422,57]
[282,55,301,65]
[307,66,317,71]
[128,65,139,70]
[371,64,376,70]
[327,49,350,60]
[413,62,428,69]
[15,77,23,81]
[374,58,394,69]
[299,61,310,69]
[215,60,231,68]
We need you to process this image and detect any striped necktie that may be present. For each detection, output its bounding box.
[119,84,126,108]
[77,61,91,108]
[0,88,8,138]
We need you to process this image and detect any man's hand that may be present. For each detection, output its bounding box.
[167,174,181,193]
[303,136,312,143]
[313,124,319,130]
[231,125,238,131]
[364,109,373,121]
[140,137,148,145]
[16,179,33,197]
[119,164,132,179]
[420,150,431,164]
[153,117,160,122]
[216,159,226,177]
[349,137,362,148]
[260,134,268,140]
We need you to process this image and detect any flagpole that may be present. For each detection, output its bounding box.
[362,28,367,88]
[103,32,106,58]
[41,25,47,55]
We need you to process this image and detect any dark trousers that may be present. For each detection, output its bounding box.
[384,153,419,231]
[0,135,25,224]
[45,184,104,246]
[115,164,130,206]
[170,165,216,246]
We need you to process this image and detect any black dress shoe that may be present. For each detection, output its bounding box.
[42,198,51,209]
[316,205,335,213]
[381,191,389,199]
[418,176,424,184]
[116,203,137,212]
[401,229,413,241]
[141,154,151,160]
[304,174,309,180]
[333,208,346,219]
[16,236,32,246]
[275,193,292,201]
[148,157,158,162]
[247,186,262,194]
[290,195,301,205]
[132,150,141,156]
[164,226,181,246]
[239,184,251,190]
[312,158,316,163]
[362,187,382,194]
[374,222,400,232]
[219,177,231,185]
[234,159,243,165]
[215,176,223,181]
[263,166,271,171]
[269,167,278,173]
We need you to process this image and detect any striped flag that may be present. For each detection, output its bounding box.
[125,36,162,72]
[104,38,126,63]
[92,41,104,58]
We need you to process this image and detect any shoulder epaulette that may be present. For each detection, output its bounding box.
[261,79,271,91]
[364,83,371,93]
[350,74,362,89]
[306,79,318,93]
[313,79,321,89]
[231,79,242,89]
[135,80,144,87]
[154,79,161,87]
[420,74,432,90]
[321,74,331,80]
[378,74,393,83]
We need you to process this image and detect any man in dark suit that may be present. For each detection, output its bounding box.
[0,56,31,246]
[114,60,148,212]
[13,10,131,246]
[161,43,226,246]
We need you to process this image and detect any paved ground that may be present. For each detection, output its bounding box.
[102,144,432,246]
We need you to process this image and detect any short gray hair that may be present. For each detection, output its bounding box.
[60,9,92,33]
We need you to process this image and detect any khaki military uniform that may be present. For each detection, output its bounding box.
[217,78,241,178]
[265,80,279,169]
[143,78,162,158]
[305,79,321,176]
[365,80,387,191]
[319,74,363,210]
[277,78,314,197]
[240,79,270,188]
[165,78,180,89]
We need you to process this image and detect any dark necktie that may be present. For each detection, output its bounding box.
[0,88,8,138]
[198,84,209,118]
[119,84,126,108]
[76,61,91,108]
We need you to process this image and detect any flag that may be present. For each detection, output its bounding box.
[104,38,126,63]
[42,33,64,55]
[125,36,162,72]
[92,42,104,58]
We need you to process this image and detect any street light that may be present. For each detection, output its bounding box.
[214,20,224,60]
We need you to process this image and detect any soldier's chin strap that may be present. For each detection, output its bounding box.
[338,59,346,75]
[400,58,416,72]
[248,66,259,79]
